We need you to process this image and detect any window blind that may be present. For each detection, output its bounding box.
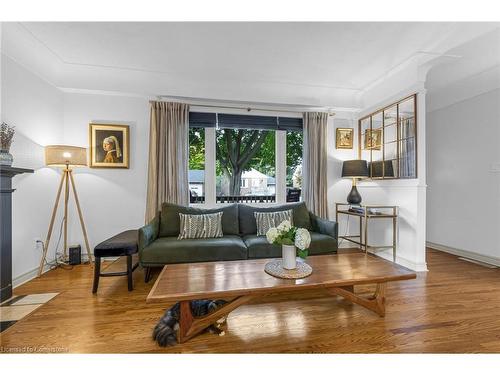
[217,114,278,130]
[277,117,303,131]
[190,112,303,131]
[189,112,217,128]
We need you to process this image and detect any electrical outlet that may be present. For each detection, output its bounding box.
[34,238,43,250]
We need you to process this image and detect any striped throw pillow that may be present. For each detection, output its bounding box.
[178,212,224,239]
[254,210,293,236]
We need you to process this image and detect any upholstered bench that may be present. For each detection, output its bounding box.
[92,230,139,293]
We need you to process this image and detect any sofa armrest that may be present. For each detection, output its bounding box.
[309,213,338,239]
[138,215,160,254]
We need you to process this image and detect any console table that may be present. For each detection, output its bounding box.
[335,202,398,262]
[1,166,34,302]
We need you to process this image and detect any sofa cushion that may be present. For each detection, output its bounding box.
[243,235,282,258]
[140,235,247,265]
[307,233,338,255]
[239,202,312,235]
[159,203,239,237]
[244,232,337,259]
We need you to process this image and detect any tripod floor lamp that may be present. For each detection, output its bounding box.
[38,145,93,276]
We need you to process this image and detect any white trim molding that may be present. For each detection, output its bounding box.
[13,254,95,288]
[427,242,500,267]
[369,249,428,272]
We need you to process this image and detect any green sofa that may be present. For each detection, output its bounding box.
[138,202,338,281]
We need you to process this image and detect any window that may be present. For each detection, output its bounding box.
[358,94,417,179]
[216,128,275,202]
[188,112,302,205]
[286,130,303,202]
[188,128,205,203]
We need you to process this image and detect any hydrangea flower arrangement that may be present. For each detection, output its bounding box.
[266,220,311,259]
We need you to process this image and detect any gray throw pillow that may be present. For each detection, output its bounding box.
[254,210,293,236]
[178,212,224,240]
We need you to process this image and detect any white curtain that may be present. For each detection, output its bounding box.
[302,112,329,218]
[145,101,189,222]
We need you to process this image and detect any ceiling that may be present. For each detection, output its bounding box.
[426,27,500,90]
[2,22,499,109]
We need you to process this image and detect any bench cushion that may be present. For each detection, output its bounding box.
[94,230,138,257]
[243,232,337,259]
[140,235,247,266]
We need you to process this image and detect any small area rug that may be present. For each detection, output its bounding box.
[0,293,59,333]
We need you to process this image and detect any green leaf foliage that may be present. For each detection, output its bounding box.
[189,127,304,193]
[189,128,205,170]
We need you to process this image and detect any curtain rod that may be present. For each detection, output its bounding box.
[154,95,335,116]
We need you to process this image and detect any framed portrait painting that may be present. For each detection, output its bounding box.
[89,124,129,168]
[364,128,382,151]
[336,128,353,149]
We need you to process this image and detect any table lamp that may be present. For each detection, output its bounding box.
[38,145,93,276]
[341,159,368,205]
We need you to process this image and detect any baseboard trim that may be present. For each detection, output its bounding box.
[372,250,428,272]
[13,262,55,288]
[339,242,428,272]
[427,242,500,267]
[13,254,98,289]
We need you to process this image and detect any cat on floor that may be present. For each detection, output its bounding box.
[152,299,227,346]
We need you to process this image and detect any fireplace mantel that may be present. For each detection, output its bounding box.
[1,165,34,302]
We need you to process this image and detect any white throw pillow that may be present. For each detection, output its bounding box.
[254,210,293,236]
[178,212,224,239]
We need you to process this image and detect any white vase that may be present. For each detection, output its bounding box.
[282,244,297,270]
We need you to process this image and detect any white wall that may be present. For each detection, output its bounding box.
[356,85,428,272]
[329,101,428,272]
[426,88,500,261]
[1,54,65,283]
[332,56,430,272]
[62,93,149,255]
[2,56,150,282]
[326,114,358,217]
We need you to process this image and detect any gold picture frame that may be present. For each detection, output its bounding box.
[336,128,353,149]
[89,123,129,168]
[364,128,382,151]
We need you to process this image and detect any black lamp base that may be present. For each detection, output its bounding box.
[347,185,362,205]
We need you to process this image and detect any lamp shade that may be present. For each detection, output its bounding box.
[45,145,87,167]
[370,160,394,178]
[341,159,368,178]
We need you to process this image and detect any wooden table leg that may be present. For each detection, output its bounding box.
[177,295,254,343]
[178,301,195,343]
[326,283,386,317]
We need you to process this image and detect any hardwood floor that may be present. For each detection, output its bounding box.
[1,248,500,353]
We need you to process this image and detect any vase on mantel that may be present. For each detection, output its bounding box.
[0,149,13,166]
[282,244,297,270]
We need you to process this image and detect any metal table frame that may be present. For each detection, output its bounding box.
[335,203,398,262]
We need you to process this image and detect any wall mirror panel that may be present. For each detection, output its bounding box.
[358,94,417,179]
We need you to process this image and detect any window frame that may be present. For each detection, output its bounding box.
[357,93,418,180]
[189,112,301,207]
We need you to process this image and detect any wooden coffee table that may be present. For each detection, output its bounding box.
[147,253,416,343]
